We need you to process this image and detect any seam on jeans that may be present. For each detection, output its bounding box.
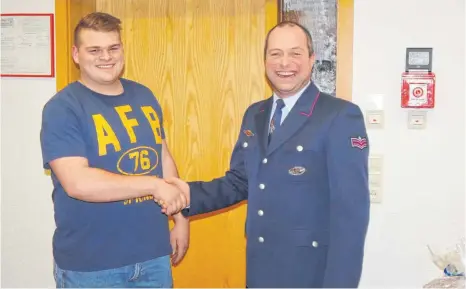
[129,263,140,281]
[54,265,65,288]
[61,269,65,288]
[53,263,57,283]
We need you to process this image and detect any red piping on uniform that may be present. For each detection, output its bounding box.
[300,92,320,117]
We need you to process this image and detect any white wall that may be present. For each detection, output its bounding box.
[1,0,57,287]
[1,0,464,287]
[353,0,465,287]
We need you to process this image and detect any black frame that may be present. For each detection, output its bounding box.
[405,47,433,72]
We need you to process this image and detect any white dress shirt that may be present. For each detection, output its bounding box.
[269,81,311,132]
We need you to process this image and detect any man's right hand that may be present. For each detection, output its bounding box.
[163,177,190,215]
[153,179,188,215]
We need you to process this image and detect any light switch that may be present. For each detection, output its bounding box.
[408,110,427,129]
[369,173,382,187]
[369,114,382,124]
[369,155,383,173]
[366,110,384,129]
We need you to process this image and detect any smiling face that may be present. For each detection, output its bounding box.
[265,24,315,98]
[72,29,124,89]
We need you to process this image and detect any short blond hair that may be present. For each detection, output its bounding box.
[74,12,122,46]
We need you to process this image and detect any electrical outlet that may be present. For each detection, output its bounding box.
[370,187,383,203]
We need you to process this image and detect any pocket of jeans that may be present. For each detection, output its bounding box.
[138,256,173,288]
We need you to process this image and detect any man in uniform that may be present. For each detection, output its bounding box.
[40,12,188,287]
[167,21,370,288]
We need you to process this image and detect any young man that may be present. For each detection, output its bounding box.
[40,12,188,288]
[169,21,370,288]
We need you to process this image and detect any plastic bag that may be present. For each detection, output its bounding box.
[427,238,465,277]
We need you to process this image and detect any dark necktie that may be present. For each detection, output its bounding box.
[268,98,285,144]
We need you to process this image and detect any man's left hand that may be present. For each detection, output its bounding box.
[170,213,190,265]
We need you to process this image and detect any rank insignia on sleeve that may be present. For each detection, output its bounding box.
[350,136,368,149]
[243,130,254,137]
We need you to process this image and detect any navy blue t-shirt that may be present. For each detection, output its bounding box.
[40,78,171,271]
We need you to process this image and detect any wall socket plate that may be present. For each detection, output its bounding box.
[369,154,383,203]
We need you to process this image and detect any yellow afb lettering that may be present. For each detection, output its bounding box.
[141,106,162,144]
[114,105,139,143]
[92,114,121,156]
[93,105,162,157]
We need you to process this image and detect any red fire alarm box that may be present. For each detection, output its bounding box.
[401,71,435,109]
[402,47,435,109]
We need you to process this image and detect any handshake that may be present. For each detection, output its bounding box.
[153,177,190,215]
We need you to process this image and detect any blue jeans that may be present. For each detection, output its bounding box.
[53,255,173,288]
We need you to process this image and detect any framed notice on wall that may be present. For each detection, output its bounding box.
[1,13,55,77]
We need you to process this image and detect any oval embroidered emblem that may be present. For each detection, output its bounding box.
[288,166,306,176]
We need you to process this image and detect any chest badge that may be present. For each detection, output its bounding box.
[243,129,254,137]
[288,166,306,176]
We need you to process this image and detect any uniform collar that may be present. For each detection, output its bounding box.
[272,81,311,109]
